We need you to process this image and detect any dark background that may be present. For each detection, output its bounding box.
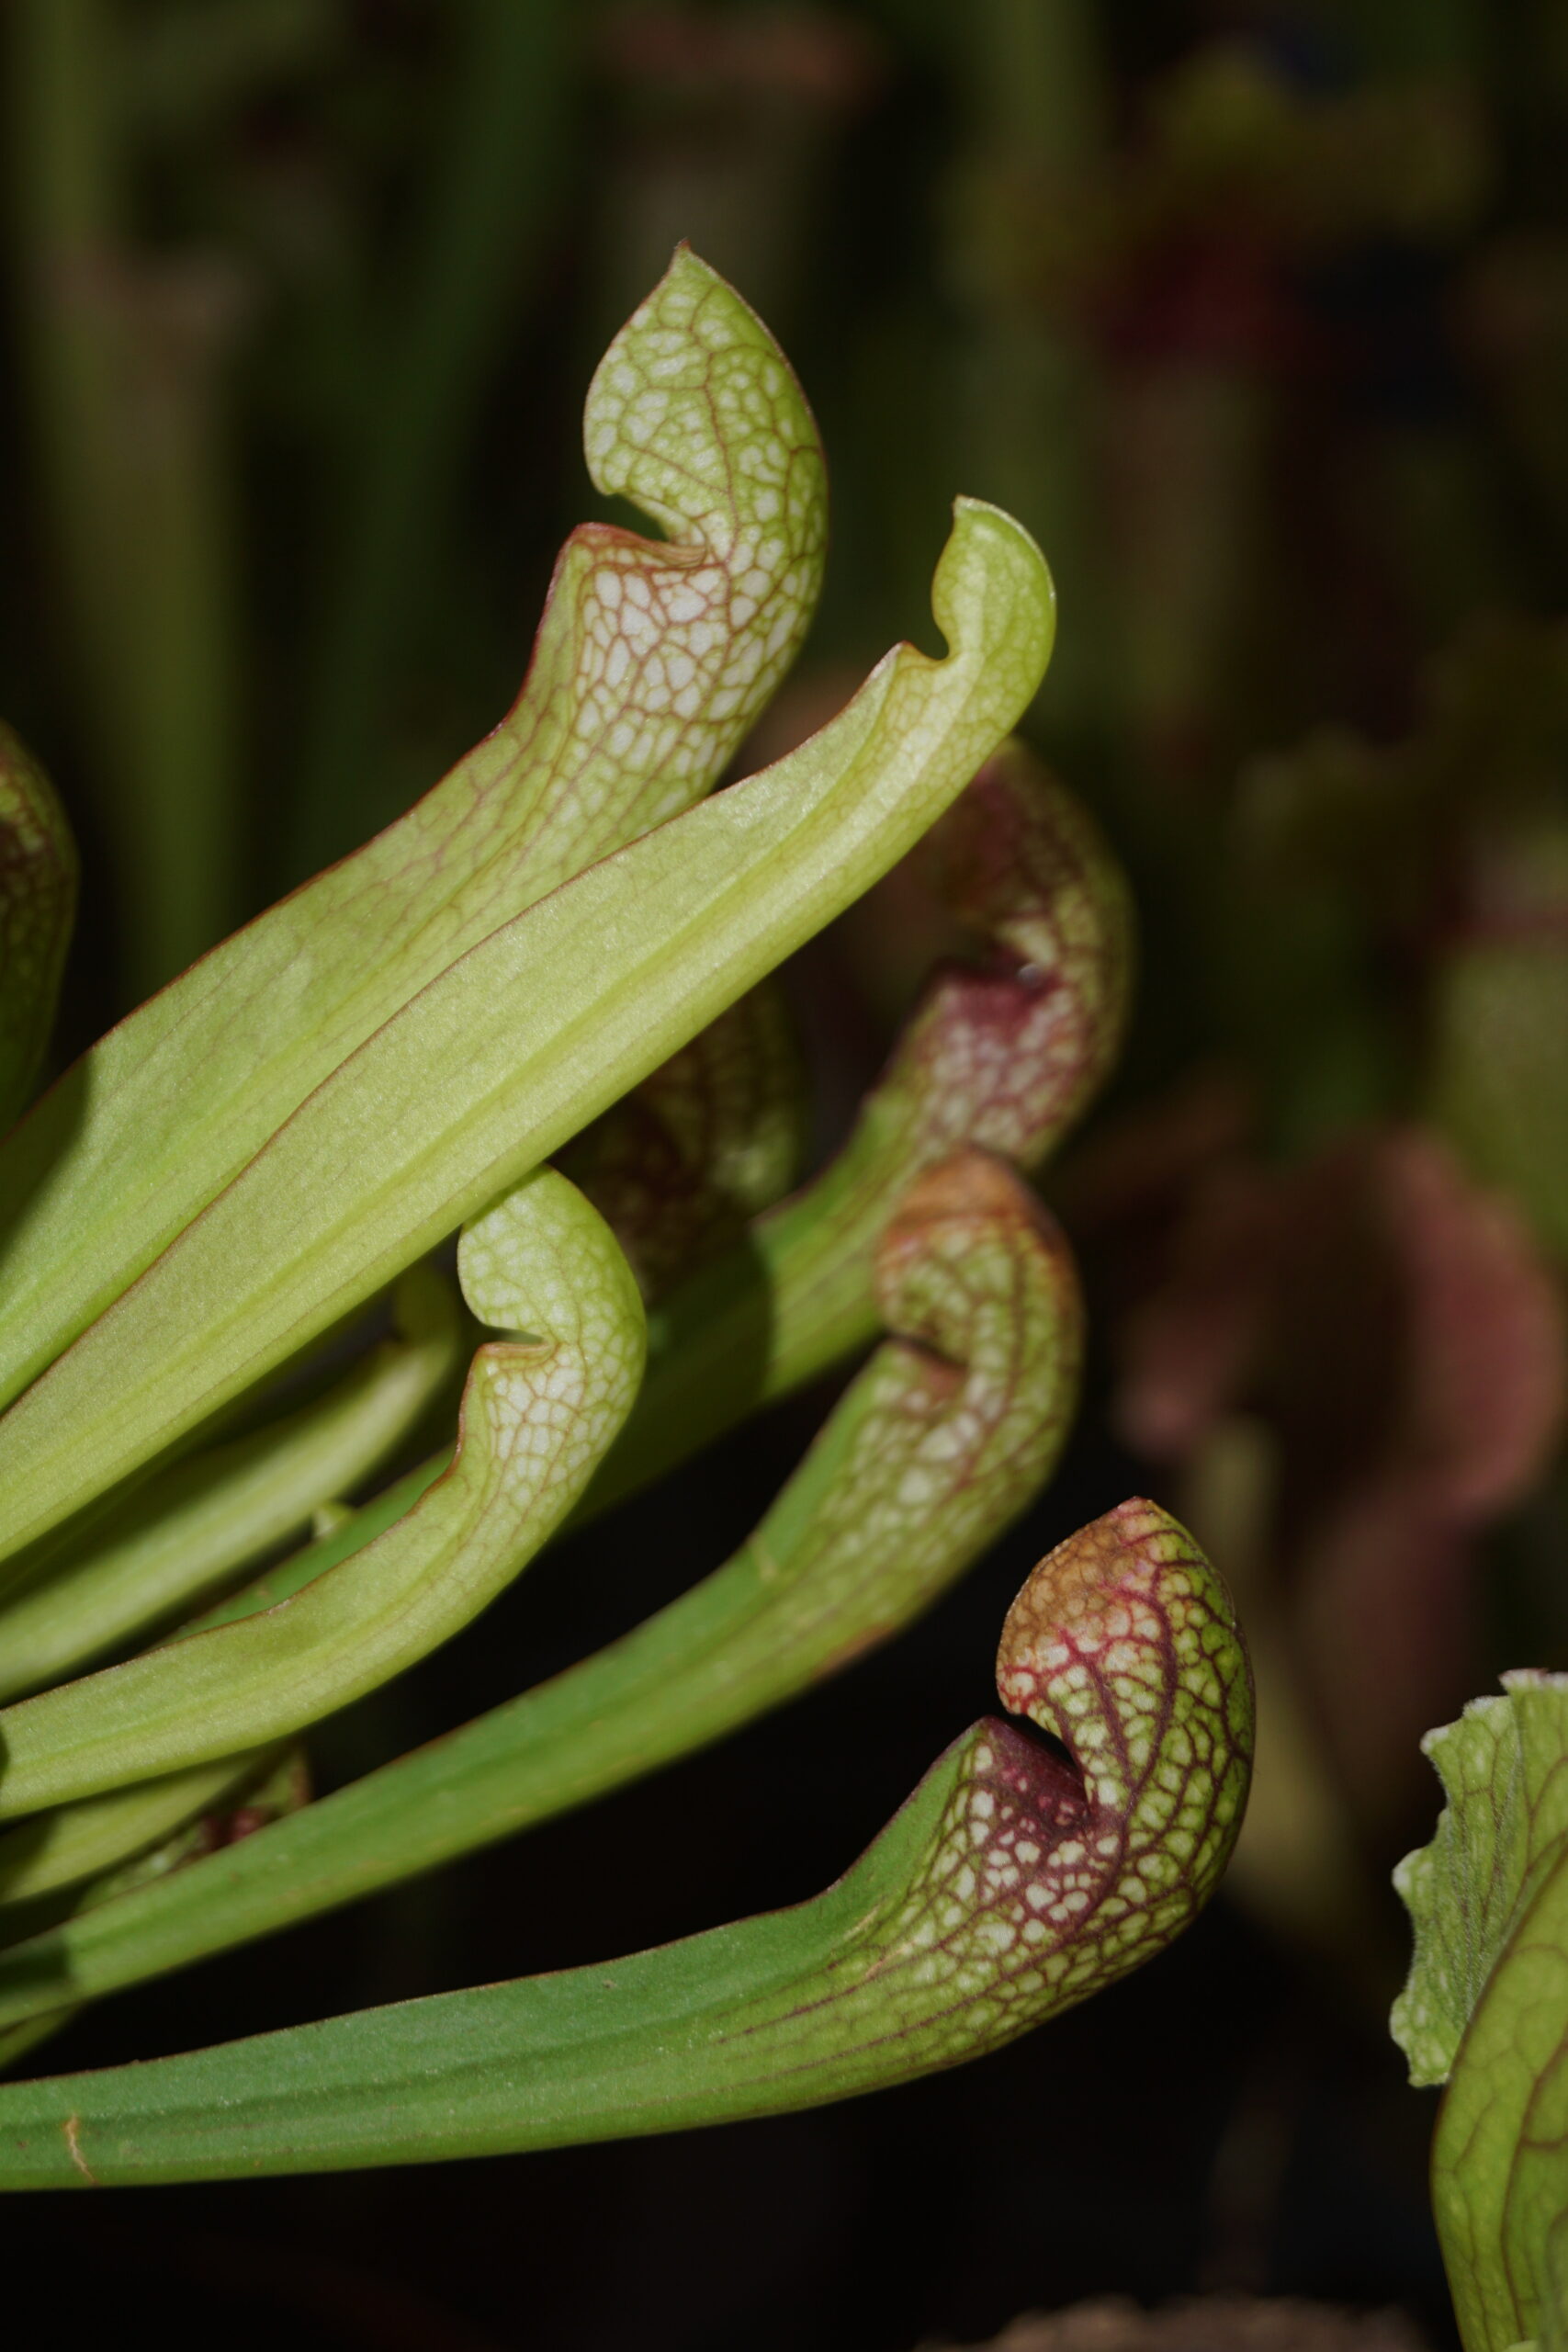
[9,0,1568,2341]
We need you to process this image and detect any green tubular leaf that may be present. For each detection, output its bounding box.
[0,496,1053,1566]
[0,1500,1249,2185]
[585,737,1127,1512]
[0,1171,645,1813]
[0,1753,275,1915]
[0,1148,1080,2020]
[184,1472,445,1634]
[121,738,1107,1630]
[0,1263,462,1701]
[1392,1673,1568,2352]
[0,1756,305,2089]
[0,724,77,1135]
[0,243,825,1412]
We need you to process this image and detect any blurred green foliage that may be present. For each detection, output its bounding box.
[3,1,1563,1121]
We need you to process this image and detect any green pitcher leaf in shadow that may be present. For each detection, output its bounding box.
[0,1750,307,2095]
[0,1170,644,1811]
[564,978,807,1303]
[0,1750,277,1916]
[0,1500,1249,2184]
[0,1148,1080,2018]
[0,726,76,1137]
[0,2012,75,2080]
[0,243,825,1411]
[0,1747,305,1942]
[0,493,1052,1566]
[0,1262,462,1701]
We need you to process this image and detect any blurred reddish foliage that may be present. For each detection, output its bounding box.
[1077,1104,1564,1826]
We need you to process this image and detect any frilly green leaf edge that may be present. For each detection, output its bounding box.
[1392,1672,1568,2352]
[1392,1669,1568,2091]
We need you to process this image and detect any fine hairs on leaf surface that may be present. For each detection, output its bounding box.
[1393,1673,1568,2352]
[0,1500,1252,2186]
